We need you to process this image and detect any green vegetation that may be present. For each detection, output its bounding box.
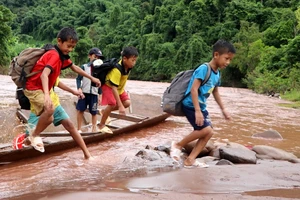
[0,0,300,105]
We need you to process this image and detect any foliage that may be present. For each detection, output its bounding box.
[0,0,299,95]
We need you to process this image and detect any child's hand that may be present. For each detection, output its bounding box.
[119,106,126,115]
[222,109,231,120]
[92,77,101,87]
[195,110,204,126]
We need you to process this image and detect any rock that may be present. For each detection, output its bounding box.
[216,159,234,165]
[135,149,167,161]
[252,130,283,140]
[252,145,300,163]
[183,140,214,157]
[196,156,219,163]
[219,146,257,164]
[154,145,170,155]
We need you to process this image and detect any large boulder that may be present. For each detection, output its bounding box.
[252,145,300,163]
[219,143,257,164]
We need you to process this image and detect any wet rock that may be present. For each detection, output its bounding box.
[252,130,283,140]
[183,140,214,157]
[216,159,234,165]
[196,156,219,163]
[252,145,300,163]
[219,145,257,164]
[154,145,170,155]
[135,149,167,161]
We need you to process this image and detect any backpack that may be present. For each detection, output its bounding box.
[8,44,55,110]
[161,63,211,116]
[91,58,122,85]
[8,44,55,88]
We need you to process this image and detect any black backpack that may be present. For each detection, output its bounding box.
[91,58,122,85]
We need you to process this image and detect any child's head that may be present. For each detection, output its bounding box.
[121,46,139,69]
[212,39,236,69]
[88,47,105,61]
[56,27,79,55]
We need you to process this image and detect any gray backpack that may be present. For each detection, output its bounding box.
[162,63,211,116]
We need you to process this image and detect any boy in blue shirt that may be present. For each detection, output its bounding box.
[170,39,236,168]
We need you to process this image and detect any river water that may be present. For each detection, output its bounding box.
[0,75,299,199]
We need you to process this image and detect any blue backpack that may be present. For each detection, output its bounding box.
[162,63,211,116]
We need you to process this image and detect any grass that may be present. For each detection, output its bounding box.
[279,89,300,109]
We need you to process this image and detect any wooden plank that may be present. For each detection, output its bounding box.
[16,108,28,123]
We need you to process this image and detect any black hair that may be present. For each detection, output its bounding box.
[57,27,79,43]
[121,46,139,58]
[212,39,236,55]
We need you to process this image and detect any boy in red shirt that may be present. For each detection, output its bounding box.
[24,27,100,159]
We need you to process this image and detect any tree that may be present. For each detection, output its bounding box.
[0,5,15,70]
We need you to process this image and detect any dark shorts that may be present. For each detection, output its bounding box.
[76,93,98,115]
[182,105,212,130]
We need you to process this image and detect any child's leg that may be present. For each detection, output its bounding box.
[76,97,88,131]
[183,128,213,166]
[53,105,91,159]
[99,105,114,127]
[24,89,54,137]
[91,114,97,132]
[61,119,91,159]
[77,111,84,131]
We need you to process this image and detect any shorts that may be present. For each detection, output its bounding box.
[26,105,69,135]
[76,93,98,115]
[24,89,45,116]
[182,105,212,130]
[101,84,130,106]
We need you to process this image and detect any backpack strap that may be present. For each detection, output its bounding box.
[182,63,211,101]
[201,63,211,86]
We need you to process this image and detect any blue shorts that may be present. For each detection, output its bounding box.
[182,105,212,130]
[76,93,98,115]
[26,105,69,135]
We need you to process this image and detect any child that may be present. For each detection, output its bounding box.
[98,46,139,134]
[170,39,236,168]
[76,47,104,133]
[25,78,90,157]
[24,27,100,158]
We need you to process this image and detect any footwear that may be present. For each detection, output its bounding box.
[28,136,45,153]
[78,130,82,134]
[184,160,209,169]
[170,141,181,162]
[12,133,26,150]
[99,126,113,134]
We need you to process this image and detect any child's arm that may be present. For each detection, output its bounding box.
[70,64,101,87]
[57,81,84,99]
[190,79,204,126]
[212,87,231,120]
[40,68,52,108]
[111,86,126,115]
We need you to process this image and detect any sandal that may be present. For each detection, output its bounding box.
[184,160,209,169]
[28,136,45,153]
[170,141,181,162]
[99,126,113,134]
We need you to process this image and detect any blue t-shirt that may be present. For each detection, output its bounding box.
[182,63,221,111]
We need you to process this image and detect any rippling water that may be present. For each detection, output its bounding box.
[0,76,299,199]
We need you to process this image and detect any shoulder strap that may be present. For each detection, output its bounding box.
[182,63,211,100]
[201,63,211,86]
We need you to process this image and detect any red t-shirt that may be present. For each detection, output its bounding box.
[26,48,72,91]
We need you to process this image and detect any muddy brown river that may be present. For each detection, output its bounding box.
[0,75,299,200]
